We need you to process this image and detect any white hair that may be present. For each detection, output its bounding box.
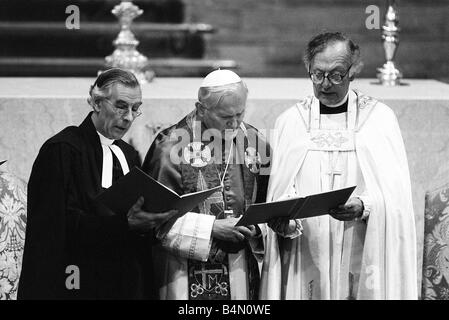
[198,82,248,109]
[87,68,140,109]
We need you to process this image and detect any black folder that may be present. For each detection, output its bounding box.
[235,186,356,226]
[96,167,222,216]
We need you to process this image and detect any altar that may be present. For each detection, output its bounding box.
[1,77,449,285]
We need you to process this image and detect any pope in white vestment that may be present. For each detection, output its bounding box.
[260,32,418,300]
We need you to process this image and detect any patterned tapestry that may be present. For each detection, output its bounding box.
[422,182,449,300]
[0,170,27,300]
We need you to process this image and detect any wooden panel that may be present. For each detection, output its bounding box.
[184,0,449,78]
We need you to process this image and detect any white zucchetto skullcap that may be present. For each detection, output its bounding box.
[200,69,241,88]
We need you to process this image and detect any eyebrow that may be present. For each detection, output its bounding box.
[116,99,142,106]
[217,110,244,117]
[312,67,346,74]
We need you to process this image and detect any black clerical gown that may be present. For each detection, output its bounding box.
[18,113,154,300]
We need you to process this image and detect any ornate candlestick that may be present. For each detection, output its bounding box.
[104,1,154,83]
[377,0,402,86]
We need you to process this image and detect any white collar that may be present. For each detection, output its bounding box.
[97,131,114,146]
[96,131,130,188]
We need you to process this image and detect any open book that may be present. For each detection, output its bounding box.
[236,186,356,226]
[96,167,222,216]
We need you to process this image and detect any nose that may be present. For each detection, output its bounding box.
[123,108,134,122]
[321,76,333,89]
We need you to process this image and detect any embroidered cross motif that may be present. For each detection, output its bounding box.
[183,142,211,168]
[311,132,348,148]
[357,92,374,110]
[298,97,312,111]
[189,263,229,299]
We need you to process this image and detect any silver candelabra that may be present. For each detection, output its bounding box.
[104,1,154,83]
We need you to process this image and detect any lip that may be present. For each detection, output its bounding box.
[115,126,127,132]
[321,91,335,95]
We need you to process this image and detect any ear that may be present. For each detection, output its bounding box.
[195,101,206,117]
[348,68,356,82]
[88,97,101,112]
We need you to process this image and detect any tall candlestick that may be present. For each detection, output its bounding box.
[377,0,402,86]
[104,1,154,83]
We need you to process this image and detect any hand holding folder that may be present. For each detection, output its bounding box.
[235,186,356,226]
[95,167,222,217]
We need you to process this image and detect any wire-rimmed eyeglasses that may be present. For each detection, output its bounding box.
[102,98,142,118]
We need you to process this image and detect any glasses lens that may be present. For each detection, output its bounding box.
[310,73,323,84]
[329,74,343,84]
[118,108,142,118]
[115,107,128,116]
[132,110,142,117]
[108,100,142,118]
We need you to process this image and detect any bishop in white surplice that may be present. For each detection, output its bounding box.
[259,33,417,300]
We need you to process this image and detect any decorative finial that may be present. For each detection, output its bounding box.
[104,1,154,83]
[376,0,402,86]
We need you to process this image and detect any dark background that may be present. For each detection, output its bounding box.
[1,0,447,81]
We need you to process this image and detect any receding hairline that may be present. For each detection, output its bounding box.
[303,33,359,64]
[302,32,363,77]
[309,39,351,62]
[311,40,353,64]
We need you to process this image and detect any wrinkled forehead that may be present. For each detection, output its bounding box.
[216,89,247,107]
[109,83,142,101]
[310,41,351,70]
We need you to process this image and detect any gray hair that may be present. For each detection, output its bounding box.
[303,32,363,77]
[87,68,140,108]
[198,82,248,109]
